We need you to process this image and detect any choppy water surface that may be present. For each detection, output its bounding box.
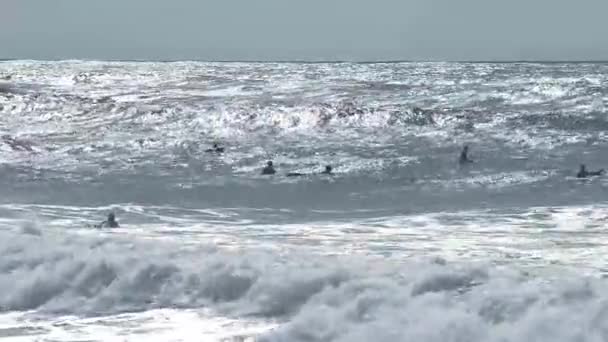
[2,61,608,341]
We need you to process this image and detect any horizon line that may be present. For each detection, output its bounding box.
[2,58,608,64]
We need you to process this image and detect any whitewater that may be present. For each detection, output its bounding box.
[1,60,608,341]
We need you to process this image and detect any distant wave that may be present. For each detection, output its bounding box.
[1,61,608,219]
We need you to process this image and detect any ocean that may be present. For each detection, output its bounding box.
[1,60,608,341]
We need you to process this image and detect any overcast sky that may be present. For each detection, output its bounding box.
[2,0,608,61]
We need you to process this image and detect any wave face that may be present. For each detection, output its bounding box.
[1,61,608,341]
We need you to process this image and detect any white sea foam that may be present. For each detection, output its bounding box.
[0,220,605,341]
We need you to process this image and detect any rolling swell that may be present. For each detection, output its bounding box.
[1,61,608,214]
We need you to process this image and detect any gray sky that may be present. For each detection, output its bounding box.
[2,0,608,61]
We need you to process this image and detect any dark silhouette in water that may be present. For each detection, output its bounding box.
[262,161,276,175]
[205,143,225,153]
[287,171,304,177]
[321,165,333,175]
[287,165,334,177]
[136,137,158,147]
[459,145,473,164]
[577,164,604,178]
[98,212,119,228]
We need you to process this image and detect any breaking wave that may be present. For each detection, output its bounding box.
[1,226,607,342]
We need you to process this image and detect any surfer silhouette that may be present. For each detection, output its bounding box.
[459,145,473,164]
[577,164,604,178]
[287,165,334,177]
[262,161,276,175]
[205,143,225,153]
[97,212,119,228]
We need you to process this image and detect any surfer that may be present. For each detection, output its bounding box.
[576,164,604,178]
[321,165,333,175]
[97,212,119,228]
[136,137,158,147]
[205,143,225,153]
[262,161,276,175]
[459,145,473,164]
[287,165,333,177]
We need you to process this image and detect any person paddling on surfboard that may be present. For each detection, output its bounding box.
[577,164,605,178]
[97,212,119,228]
[320,165,333,175]
[287,165,334,177]
[205,143,225,153]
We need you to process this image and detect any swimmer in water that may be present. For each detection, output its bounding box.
[136,138,157,147]
[205,143,225,153]
[262,161,276,175]
[98,212,119,228]
[576,164,605,178]
[459,145,473,164]
[321,165,333,175]
[288,165,334,177]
